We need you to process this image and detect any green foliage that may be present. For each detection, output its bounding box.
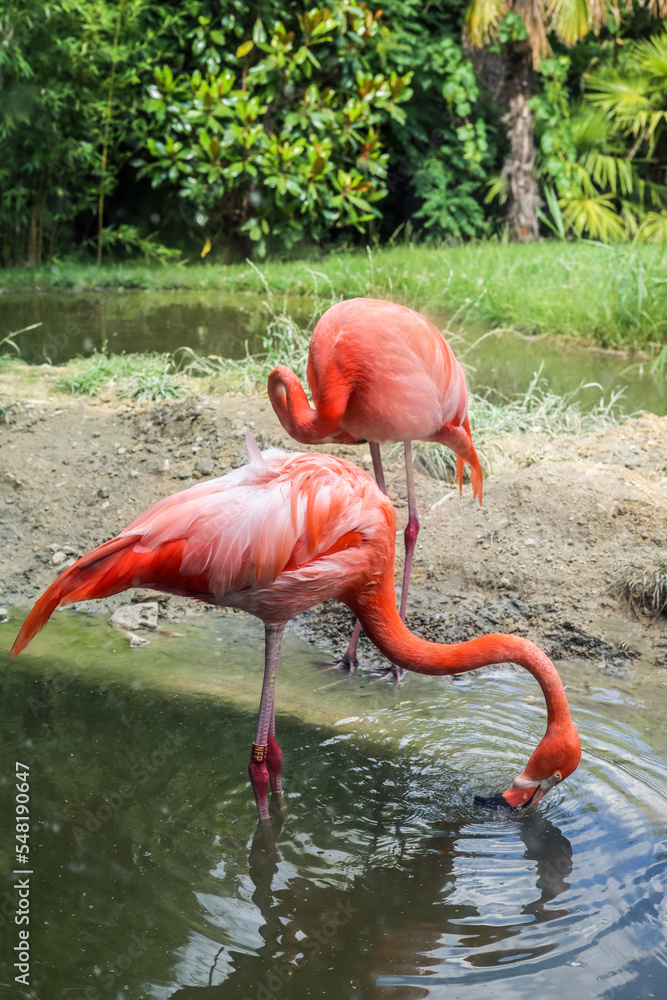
[372,2,497,241]
[531,32,667,243]
[87,224,184,264]
[0,0,197,267]
[138,1,412,256]
[587,30,667,156]
[1,0,665,264]
[412,155,489,240]
[494,11,528,46]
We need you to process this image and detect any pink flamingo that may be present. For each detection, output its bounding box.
[13,444,580,821]
[268,297,483,676]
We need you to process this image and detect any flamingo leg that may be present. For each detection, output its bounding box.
[329,442,387,672]
[399,440,419,623]
[370,440,387,494]
[249,624,285,821]
[266,685,282,796]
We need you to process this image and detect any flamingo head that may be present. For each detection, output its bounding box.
[476,719,581,811]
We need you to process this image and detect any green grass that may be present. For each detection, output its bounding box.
[56,352,186,402]
[2,240,667,351]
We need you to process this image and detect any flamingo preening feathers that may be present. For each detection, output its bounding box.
[13,443,580,821]
[268,298,483,674]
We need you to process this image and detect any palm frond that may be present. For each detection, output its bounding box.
[586,69,656,128]
[516,0,550,65]
[464,0,507,47]
[570,104,612,151]
[570,161,599,196]
[634,28,667,78]
[579,150,636,194]
[548,0,596,47]
[585,69,663,151]
[618,199,642,236]
[537,185,566,238]
[643,0,667,24]
[559,191,627,241]
[636,211,667,243]
[484,174,510,205]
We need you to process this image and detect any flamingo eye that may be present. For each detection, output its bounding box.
[554,771,563,783]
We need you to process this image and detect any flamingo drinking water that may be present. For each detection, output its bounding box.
[268,298,483,675]
[13,441,580,821]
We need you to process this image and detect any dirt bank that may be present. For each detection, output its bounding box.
[2,366,666,673]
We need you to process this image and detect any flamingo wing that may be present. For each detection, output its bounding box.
[13,449,395,655]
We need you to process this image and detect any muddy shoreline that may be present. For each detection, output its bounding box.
[1,367,666,674]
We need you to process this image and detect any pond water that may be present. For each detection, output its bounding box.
[1,609,666,1000]
[1,289,666,415]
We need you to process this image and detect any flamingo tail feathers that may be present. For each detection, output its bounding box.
[463,415,483,505]
[12,533,155,656]
[439,416,483,504]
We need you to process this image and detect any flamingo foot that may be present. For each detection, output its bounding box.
[364,663,405,685]
[326,619,362,673]
[326,650,359,673]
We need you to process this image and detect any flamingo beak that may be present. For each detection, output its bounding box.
[475,785,544,811]
[475,774,556,811]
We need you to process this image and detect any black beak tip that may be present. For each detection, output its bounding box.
[475,793,514,811]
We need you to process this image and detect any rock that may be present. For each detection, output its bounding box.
[109,602,159,631]
[97,487,110,499]
[0,607,8,624]
[52,551,67,566]
[195,457,214,476]
[127,631,150,648]
[132,588,158,602]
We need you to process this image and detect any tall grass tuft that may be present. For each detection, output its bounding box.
[57,353,185,401]
[614,563,667,619]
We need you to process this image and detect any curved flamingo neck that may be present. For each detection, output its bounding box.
[268,365,348,444]
[348,579,572,728]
